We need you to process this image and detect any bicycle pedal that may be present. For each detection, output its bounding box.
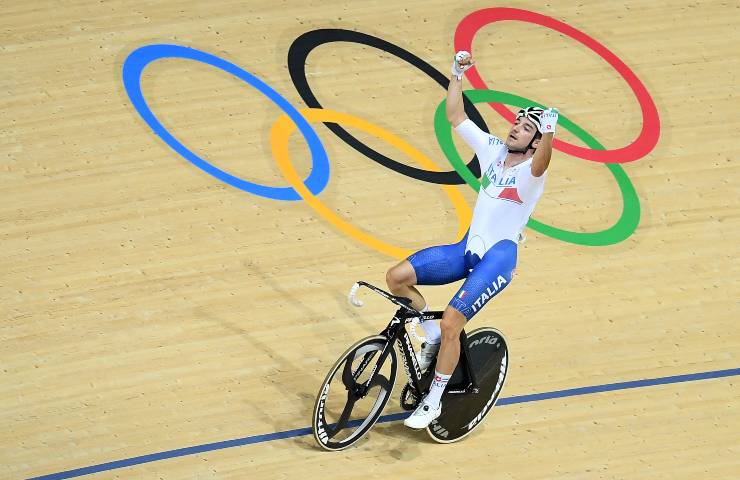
[400,383,420,411]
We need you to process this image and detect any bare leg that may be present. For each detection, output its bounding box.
[406,305,465,417]
[435,306,466,375]
[385,260,426,311]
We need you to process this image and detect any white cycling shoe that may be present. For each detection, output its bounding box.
[404,400,442,429]
[416,341,440,372]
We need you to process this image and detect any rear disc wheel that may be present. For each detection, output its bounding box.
[426,327,509,443]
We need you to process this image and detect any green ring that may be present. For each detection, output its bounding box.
[434,89,640,246]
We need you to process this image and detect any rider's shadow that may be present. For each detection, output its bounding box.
[192,260,380,436]
[194,306,316,431]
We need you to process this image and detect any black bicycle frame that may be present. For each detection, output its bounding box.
[355,282,479,398]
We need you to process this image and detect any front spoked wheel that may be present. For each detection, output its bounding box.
[312,335,398,450]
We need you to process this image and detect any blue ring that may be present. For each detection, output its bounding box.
[122,44,330,201]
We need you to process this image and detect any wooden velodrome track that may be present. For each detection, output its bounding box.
[3,0,739,478]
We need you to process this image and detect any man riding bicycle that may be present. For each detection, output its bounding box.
[385,51,559,429]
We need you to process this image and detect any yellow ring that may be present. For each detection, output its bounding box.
[270,108,472,259]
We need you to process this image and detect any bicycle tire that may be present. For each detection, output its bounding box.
[312,335,398,450]
[426,327,509,443]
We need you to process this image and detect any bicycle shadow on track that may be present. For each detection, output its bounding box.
[286,417,430,458]
[372,416,439,447]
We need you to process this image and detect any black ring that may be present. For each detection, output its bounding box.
[288,29,486,184]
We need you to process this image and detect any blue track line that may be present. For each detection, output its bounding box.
[30,367,740,480]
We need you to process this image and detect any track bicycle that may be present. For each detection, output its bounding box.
[312,281,509,450]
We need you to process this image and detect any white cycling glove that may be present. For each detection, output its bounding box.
[538,107,559,134]
[451,51,474,80]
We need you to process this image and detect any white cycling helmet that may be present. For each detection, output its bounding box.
[509,106,544,153]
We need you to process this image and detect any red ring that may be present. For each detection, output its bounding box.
[454,7,660,164]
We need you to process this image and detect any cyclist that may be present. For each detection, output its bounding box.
[385,51,559,429]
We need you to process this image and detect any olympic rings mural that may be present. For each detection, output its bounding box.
[122,7,660,254]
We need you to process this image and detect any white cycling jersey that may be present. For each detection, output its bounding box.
[455,119,548,259]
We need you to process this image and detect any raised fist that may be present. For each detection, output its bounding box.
[451,51,474,80]
[539,108,559,134]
